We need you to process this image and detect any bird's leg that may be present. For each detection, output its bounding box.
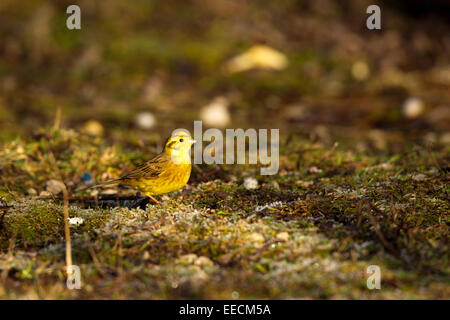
[128,192,161,209]
[148,195,176,224]
[149,195,175,224]
[147,194,161,205]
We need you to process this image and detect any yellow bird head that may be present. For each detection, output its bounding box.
[164,130,196,164]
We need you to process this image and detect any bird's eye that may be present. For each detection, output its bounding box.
[179,138,184,142]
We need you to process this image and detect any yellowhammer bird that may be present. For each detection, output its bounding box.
[88,130,196,205]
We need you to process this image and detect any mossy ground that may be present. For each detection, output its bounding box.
[0,127,448,299]
[0,0,449,299]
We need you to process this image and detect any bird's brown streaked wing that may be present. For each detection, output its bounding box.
[119,154,168,180]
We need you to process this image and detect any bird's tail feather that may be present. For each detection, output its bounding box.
[78,179,121,192]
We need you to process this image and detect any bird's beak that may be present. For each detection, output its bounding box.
[190,139,197,144]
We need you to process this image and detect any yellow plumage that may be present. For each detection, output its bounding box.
[92,130,195,202]
[123,153,192,196]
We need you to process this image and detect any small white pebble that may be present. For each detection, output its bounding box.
[276,232,289,242]
[27,188,37,196]
[308,166,323,174]
[296,180,314,188]
[46,180,65,195]
[142,251,150,260]
[192,269,209,284]
[135,112,156,130]
[179,253,198,264]
[248,232,264,242]
[101,188,118,195]
[69,217,84,226]
[403,97,424,119]
[412,174,426,182]
[243,177,259,190]
[194,256,214,267]
[39,190,51,197]
[378,163,393,170]
[200,96,230,128]
[255,201,283,212]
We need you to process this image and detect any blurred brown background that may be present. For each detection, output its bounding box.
[0,0,449,152]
